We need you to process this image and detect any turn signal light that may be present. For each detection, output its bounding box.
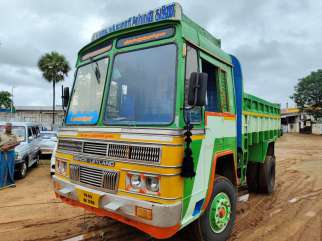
[135,206,152,220]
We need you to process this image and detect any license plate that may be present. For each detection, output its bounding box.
[76,189,102,208]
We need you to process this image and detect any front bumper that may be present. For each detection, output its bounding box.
[40,148,54,154]
[53,175,182,230]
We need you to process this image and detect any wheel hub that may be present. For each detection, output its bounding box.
[209,192,231,233]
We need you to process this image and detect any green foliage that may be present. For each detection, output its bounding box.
[0,91,12,109]
[38,51,71,83]
[291,70,322,118]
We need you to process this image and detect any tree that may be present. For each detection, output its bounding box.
[291,69,322,119]
[0,91,13,110]
[38,52,70,128]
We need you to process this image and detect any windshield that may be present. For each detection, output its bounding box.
[66,57,109,124]
[0,125,26,142]
[105,44,177,125]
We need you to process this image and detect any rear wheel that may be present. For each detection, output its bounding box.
[258,155,276,194]
[246,162,259,193]
[190,176,236,241]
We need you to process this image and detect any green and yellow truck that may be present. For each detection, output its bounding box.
[53,3,281,240]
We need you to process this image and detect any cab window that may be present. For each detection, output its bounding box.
[185,44,201,123]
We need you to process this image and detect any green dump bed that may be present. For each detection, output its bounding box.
[242,93,281,162]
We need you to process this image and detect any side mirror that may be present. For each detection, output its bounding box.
[63,87,70,107]
[188,72,208,106]
[28,136,34,142]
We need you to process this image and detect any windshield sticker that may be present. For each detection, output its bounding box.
[91,3,181,41]
[66,111,99,124]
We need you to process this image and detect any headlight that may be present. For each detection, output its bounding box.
[146,176,160,193]
[130,174,142,189]
[56,159,67,176]
[126,172,160,195]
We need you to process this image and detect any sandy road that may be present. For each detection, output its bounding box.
[0,133,321,241]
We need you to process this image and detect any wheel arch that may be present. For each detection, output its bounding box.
[202,150,237,211]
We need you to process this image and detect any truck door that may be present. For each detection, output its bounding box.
[200,52,236,151]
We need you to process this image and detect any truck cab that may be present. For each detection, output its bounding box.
[53,3,280,240]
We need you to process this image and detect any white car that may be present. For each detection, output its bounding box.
[50,143,57,175]
[40,131,57,155]
[0,121,42,179]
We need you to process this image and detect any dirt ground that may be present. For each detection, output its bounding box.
[0,133,321,241]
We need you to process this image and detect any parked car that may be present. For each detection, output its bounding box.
[40,131,57,155]
[0,121,42,179]
[50,143,57,175]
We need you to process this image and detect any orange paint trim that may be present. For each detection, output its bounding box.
[205,112,236,125]
[56,194,180,239]
[202,150,236,211]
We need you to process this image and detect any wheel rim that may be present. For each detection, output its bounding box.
[209,192,231,233]
[21,163,27,176]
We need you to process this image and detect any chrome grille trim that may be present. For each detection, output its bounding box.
[72,165,119,193]
[58,139,83,152]
[69,164,80,182]
[107,143,130,159]
[130,145,160,162]
[102,171,118,191]
[83,142,107,156]
[59,139,162,163]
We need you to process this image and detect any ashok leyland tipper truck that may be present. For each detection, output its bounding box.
[53,3,281,241]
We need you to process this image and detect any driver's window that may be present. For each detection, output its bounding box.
[185,44,201,123]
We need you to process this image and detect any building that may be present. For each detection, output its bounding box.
[0,106,65,130]
[281,108,322,135]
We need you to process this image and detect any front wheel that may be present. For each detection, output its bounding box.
[191,176,237,241]
[17,161,28,179]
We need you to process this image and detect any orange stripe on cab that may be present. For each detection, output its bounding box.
[202,150,235,211]
[205,112,236,125]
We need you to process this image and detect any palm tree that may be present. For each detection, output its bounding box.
[38,52,70,129]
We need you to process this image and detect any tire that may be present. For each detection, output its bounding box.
[191,176,237,241]
[33,155,40,168]
[246,162,259,193]
[258,155,276,194]
[17,161,28,179]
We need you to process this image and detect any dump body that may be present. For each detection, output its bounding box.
[242,93,280,161]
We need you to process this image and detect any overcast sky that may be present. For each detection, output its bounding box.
[1,0,321,108]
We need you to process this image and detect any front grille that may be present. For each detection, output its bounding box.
[58,140,82,152]
[102,171,118,191]
[79,166,118,192]
[130,145,160,162]
[58,139,161,163]
[83,142,107,156]
[107,143,130,159]
[107,143,161,163]
[69,164,80,181]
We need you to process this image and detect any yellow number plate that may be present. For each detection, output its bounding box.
[76,189,102,208]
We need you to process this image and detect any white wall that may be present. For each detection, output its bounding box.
[312,123,322,135]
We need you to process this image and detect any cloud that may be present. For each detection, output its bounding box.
[0,0,321,109]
